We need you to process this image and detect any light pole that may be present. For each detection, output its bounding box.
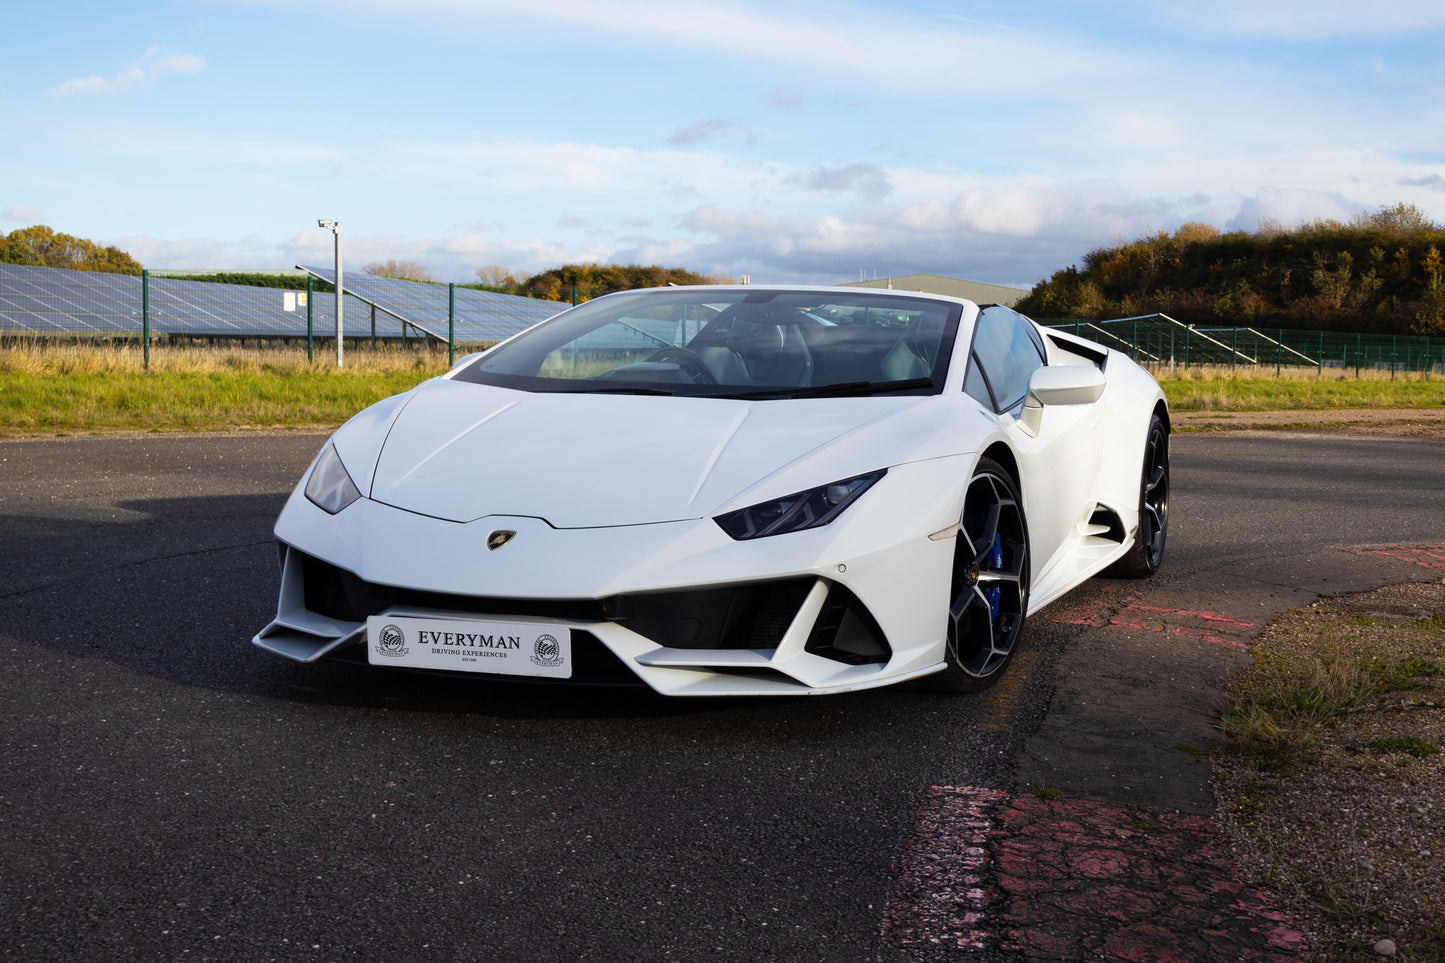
[318,219,343,368]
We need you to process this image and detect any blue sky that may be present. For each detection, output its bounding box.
[4,0,1444,289]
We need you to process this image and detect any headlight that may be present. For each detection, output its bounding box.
[715,470,886,540]
[304,444,362,514]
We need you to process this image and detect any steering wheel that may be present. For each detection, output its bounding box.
[646,347,717,384]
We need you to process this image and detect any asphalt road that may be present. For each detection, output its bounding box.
[1,430,1442,962]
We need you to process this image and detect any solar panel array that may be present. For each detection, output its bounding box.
[0,264,147,334]
[298,266,565,344]
[0,262,567,344]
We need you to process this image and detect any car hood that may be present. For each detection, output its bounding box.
[351,378,967,528]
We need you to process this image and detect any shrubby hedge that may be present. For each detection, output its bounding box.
[1017,204,1445,336]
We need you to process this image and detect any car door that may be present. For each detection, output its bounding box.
[962,306,1106,585]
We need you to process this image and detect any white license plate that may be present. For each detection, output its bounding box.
[366,615,571,679]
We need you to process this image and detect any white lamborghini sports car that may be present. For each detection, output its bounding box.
[254,286,1169,696]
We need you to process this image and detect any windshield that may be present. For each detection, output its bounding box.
[452,288,962,398]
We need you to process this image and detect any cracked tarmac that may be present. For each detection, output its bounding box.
[885,787,1308,962]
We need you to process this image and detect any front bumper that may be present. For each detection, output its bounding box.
[253,457,969,695]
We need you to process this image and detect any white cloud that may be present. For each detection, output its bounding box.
[51,65,146,97]
[371,138,772,200]
[2,206,45,224]
[49,46,204,97]
[1137,0,1445,39]
[107,124,1437,286]
[671,173,1421,287]
[1400,174,1445,193]
[159,52,204,71]
[111,233,253,269]
[765,89,807,111]
[251,0,1121,100]
[667,118,756,147]
[103,168,1415,290]
[1224,188,1360,232]
[116,226,643,282]
[786,164,892,203]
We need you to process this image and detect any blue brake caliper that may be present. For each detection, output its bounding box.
[986,533,1003,619]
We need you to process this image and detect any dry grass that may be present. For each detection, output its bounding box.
[1154,368,1445,412]
[0,341,455,435]
[0,339,455,377]
[1218,640,1383,766]
[1151,363,1440,383]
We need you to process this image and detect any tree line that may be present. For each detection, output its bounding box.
[466,263,735,301]
[364,260,735,300]
[1,225,143,274]
[1016,203,1445,336]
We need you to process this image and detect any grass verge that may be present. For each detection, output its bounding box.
[0,342,450,435]
[1214,582,1445,961]
[1157,369,1445,412]
[1,343,1442,437]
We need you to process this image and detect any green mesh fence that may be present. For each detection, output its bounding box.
[1044,314,1443,376]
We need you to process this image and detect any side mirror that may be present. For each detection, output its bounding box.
[1018,365,1106,436]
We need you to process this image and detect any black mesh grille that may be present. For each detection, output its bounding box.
[300,552,609,623]
[618,579,814,650]
[297,551,811,650]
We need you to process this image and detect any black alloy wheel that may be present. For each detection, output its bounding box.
[1106,411,1170,578]
[927,457,1030,692]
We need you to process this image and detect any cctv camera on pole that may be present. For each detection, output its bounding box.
[318,220,343,368]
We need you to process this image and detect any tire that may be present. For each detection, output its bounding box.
[1105,412,1169,579]
[924,457,1030,693]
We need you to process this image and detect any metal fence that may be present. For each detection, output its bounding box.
[6,266,1443,379]
[1044,314,1444,377]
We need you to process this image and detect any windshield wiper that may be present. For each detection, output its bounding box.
[721,377,934,400]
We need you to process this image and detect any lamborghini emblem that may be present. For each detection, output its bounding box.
[487,530,516,551]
